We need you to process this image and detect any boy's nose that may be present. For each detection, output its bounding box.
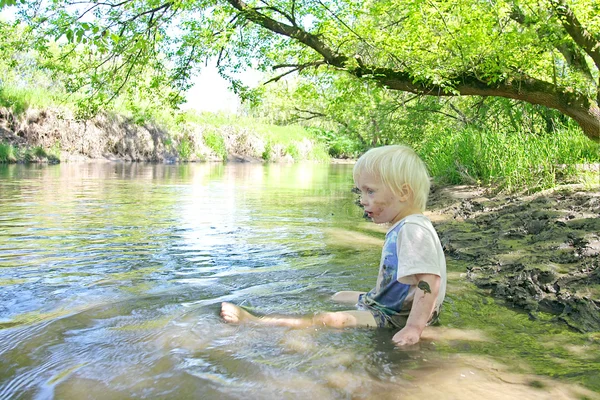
[360,197,368,206]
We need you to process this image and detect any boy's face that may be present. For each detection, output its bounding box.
[355,172,413,225]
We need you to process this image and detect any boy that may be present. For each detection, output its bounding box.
[221,145,446,346]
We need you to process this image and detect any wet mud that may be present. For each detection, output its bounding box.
[426,184,600,333]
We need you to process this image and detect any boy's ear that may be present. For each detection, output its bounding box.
[398,184,412,202]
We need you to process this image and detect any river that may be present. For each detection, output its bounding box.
[0,162,598,399]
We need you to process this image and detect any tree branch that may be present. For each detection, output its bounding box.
[550,0,600,105]
[226,0,600,140]
[106,47,144,103]
[225,0,346,66]
[292,107,327,121]
[123,2,172,25]
[255,2,296,26]
[550,0,600,71]
[264,61,326,84]
[315,0,371,47]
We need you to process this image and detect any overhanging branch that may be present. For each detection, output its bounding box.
[225,0,346,66]
[226,0,599,140]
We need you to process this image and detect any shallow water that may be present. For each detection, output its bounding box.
[0,163,598,399]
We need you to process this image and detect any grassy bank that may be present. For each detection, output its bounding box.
[418,126,599,193]
[0,142,60,163]
[179,112,330,162]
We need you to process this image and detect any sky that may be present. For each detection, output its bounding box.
[182,63,264,114]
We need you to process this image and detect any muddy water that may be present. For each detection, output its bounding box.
[0,163,598,399]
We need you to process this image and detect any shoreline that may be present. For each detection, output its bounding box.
[426,183,600,333]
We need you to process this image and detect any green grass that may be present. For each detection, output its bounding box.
[176,135,193,161]
[0,142,17,163]
[0,142,62,164]
[1,78,595,177]
[189,112,330,162]
[0,84,71,117]
[203,131,227,161]
[419,126,600,192]
[0,81,331,164]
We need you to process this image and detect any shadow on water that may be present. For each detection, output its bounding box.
[0,163,598,399]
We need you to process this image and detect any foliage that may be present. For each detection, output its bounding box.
[0,18,183,120]
[32,146,46,158]
[250,71,410,147]
[261,141,272,161]
[3,0,599,139]
[311,128,362,159]
[176,135,193,161]
[0,141,64,164]
[2,0,598,182]
[47,141,61,161]
[284,143,299,160]
[248,66,598,188]
[203,130,227,161]
[0,82,61,117]
[0,142,16,163]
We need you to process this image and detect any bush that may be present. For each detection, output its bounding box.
[33,146,47,158]
[177,135,193,161]
[310,128,362,158]
[0,142,16,163]
[262,141,272,161]
[285,143,299,160]
[327,136,362,158]
[203,131,227,161]
[47,141,61,163]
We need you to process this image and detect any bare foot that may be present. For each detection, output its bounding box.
[220,302,258,323]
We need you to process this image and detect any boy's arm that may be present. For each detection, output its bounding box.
[392,273,440,346]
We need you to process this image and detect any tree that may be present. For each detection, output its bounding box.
[3,0,600,140]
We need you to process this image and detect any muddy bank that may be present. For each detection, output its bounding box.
[426,185,600,333]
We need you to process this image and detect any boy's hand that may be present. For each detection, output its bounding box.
[392,325,421,346]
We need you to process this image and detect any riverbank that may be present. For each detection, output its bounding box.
[0,106,330,163]
[426,183,600,333]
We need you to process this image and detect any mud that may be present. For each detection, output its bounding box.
[426,184,600,333]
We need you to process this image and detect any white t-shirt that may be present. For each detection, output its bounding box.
[366,213,447,317]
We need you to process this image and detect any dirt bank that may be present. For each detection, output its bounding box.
[0,107,182,162]
[0,107,322,163]
[426,184,600,333]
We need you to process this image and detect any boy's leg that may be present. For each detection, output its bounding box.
[221,302,378,329]
[331,291,365,304]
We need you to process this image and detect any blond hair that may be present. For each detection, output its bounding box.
[353,145,430,211]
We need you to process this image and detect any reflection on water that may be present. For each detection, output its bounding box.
[0,163,598,399]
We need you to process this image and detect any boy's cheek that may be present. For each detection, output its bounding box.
[372,200,389,209]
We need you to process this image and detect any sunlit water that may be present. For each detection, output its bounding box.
[0,163,598,400]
